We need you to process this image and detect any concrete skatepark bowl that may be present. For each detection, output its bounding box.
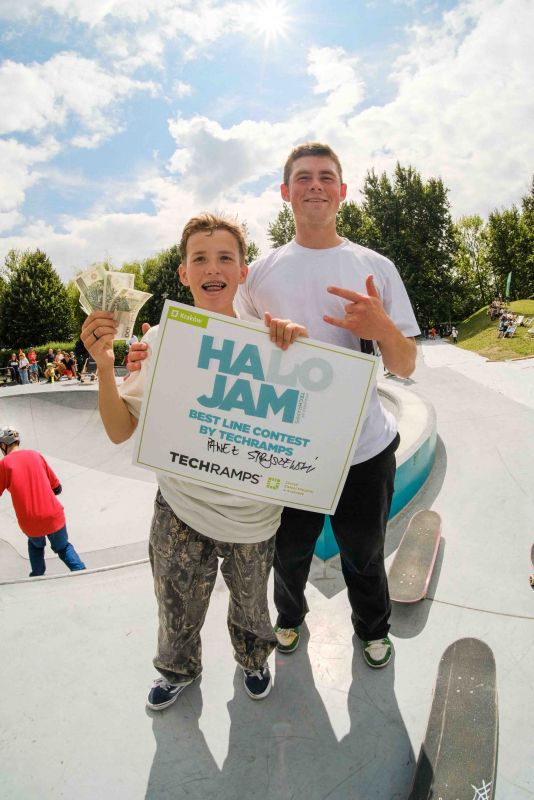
[0,380,436,575]
[1,340,533,799]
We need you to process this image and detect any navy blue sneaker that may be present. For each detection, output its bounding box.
[146,677,194,710]
[243,664,272,700]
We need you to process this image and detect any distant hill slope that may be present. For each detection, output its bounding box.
[455,300,534,360]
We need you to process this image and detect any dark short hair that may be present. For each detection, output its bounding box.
[283,142,343,185]
[179,213,247,262]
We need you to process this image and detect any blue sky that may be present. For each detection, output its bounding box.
[0,0,532,281]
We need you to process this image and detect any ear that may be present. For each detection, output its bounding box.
[281,183,290,202]
[178,263,189,286]
[340,182,347,201]
[238,263,248,285]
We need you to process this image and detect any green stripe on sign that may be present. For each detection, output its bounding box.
[167,307,209,327]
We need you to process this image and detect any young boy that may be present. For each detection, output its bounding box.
[81,213,306,709]
[0,428,86,577]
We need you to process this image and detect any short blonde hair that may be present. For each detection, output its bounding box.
[179,213,247,263]
[283,142,343,186]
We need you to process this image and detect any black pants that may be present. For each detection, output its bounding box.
[274,433,399,641]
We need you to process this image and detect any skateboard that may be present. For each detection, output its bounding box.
[409,638,498,800]
[77,358,98,383]
[388,510,442,602]
[530,544,534,589]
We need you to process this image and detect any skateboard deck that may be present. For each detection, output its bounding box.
[388,510,442,602]
[409,638,498,800]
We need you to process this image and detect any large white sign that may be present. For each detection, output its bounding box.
[134,301,378,513]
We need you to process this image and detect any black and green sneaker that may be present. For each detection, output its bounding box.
[361,637,393,669]
[274,625,300,654]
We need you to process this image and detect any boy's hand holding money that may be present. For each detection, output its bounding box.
[81,311,118,371]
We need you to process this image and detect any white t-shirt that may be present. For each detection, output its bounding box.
[118,326,280,544]
[235,238,420,465]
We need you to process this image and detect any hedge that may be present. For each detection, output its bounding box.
[0,339,128,368]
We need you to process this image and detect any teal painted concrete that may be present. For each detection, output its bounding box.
[314,419,437,561]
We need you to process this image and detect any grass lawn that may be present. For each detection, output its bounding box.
[453,300,534,360]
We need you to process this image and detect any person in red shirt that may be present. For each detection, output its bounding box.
[0,428,86,577]
[27,347,39,383]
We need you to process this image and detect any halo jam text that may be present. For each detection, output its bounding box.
[196,336,332,423]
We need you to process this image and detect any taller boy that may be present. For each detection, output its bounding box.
[235,143,420,668]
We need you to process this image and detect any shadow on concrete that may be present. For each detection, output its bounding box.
[384,435,447,559]
[145,628,415,800]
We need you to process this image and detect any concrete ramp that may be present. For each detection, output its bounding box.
[0,384,155,573]
[1,346,533,798]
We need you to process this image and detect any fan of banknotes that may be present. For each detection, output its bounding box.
[76,264,152,340]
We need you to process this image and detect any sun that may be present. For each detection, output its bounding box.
[249,1,291,43]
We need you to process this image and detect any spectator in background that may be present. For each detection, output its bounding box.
[18,350,30,384]
[44,361,57,383]
[54,353,67,380]
[62,351,75,379]
[69,352,78,378]
[451,326,458,344]
[8,353,20,384]
[498,317,508,338]
[46,348,55,363]
[27,347,39,383]
[74,338,89,374]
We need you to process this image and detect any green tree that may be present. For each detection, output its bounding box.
[144,246,193,325]
[520,176,534,297]
[120,261,148,292]
[246,241,260,264]
[485,206,531,300]
[335,200,376,246]
[361,164,458,325]
[268,203,295,247]
[453,216,493,314]
[0,249,73,347]
[0,274,6,343]
[65,278,85,334]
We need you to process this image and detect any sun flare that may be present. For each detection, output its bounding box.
[249,1,291,43]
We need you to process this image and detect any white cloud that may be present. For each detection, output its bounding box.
[173,80,192,98]
[0,52,155,142]
[0,210,24,233]
[0,52,156,224]
[0,2,268,72]
[166,114,303,202]
[1,0,532,280]
[0,137,60,213]
[0,0,156,26]
[307,46,365,115]
[337,0,534,217]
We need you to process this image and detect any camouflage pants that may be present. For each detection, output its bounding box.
[149,490,277,683]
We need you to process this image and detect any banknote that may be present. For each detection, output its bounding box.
[75,264,106,310]
[103,271,135,311]
[79,293,92,315]
[108,287,152,339]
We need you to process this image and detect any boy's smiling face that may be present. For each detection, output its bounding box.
[281,155,347,227]
[178,229,248,316]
